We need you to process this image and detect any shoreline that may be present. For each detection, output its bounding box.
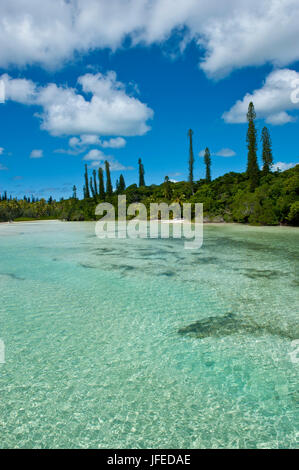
[0,219,297,229]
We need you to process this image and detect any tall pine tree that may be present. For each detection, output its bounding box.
[164,176,172,200]
[98,167,105,200]
[119,174,126,192]
[105,160,113,196]
[204,147,211,182]
[138,158,145,187]
[246,102,259,191]
[90,176,96,198]
[84,164,90,199]
[188,129,194,191]
[261,126,273,174]
[93,169,98,196]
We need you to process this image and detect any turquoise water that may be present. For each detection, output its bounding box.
[0,221,298,449]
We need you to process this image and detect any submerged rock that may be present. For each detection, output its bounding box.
[0,272,25,281]
[178,313,298,340]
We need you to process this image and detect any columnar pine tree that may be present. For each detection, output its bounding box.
[188,129,194,191]
[90,176,96,198]
[119,174,126,192]
[84,164,90,199]
[138,158,145,187]
[261,126,273,174]
[105,160,113,196]
[164,176,172,200]
[98,167,105,200]
[72,185,77,199]
[204,147,211,182]
[93,170,98,195]
[246,102,259,191]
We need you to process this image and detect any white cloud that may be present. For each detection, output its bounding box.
[101,137,126,149]
[223,69,299,125]
[199,148,236,157]
[83,149,133,171]
[69,135,126,149]
[0,147,4,155]
[272,162,297,171]
[0,163,8,170]
[0,1,299,78]
[83,149,107,162]
[215,148,236,157]
[30,149,43,159]
[1,72,153,137]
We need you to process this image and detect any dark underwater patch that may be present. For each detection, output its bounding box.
[79,263,97,269]
[178,313,298,341]
[188,256,219,265]
[0,272,25,281]
[119,264,136,272]
[241,269,288,280]
[158,270,176,277]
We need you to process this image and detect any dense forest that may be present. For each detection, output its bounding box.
[1,103,298,226]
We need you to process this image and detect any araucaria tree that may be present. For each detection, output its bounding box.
[261,126,273,174]
[93,169,98,196]
[90,176,96,198]
[138,158,145,187]
[84,164,90,199]
[98,167,105,200]
[118,174,126,192]
[204,147,211,182]
[105,160,113,196]
[188,129,194,191]
[164,176,172,200]
[246,102,259,191]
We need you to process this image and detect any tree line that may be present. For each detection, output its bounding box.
[0,102,298,225]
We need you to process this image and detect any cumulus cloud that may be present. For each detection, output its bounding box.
[1,72,153,137]
[69,135,126,149]
[199,148,236,157]
[30,149,43,159]
[0,163,8,170]
[272,162,297,171]
[223,69,299,125]
[215,148,236,157]
[0,1,299,78]
[0,147,4,155]
[0,80,5,103]
[83,149,133,171]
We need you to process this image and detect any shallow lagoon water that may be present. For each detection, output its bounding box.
[0,221,298,448]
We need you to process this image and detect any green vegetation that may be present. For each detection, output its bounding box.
[1,103,298,226]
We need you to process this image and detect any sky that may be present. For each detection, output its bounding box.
[0,0,299,200]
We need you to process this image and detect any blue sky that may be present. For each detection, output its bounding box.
[0,1,299,200]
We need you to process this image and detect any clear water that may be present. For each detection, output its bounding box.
[0,221,298,449]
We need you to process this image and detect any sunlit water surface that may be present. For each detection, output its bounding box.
[0,221,298,448]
